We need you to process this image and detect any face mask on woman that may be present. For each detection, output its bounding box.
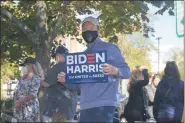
[21,66,28,75]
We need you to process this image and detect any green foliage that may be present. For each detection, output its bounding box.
[160,70,165,77]
[1,1,36,63]
[0,98,14,113]
[1,1,174,70]
[1,60,20,100]
[164,48,184,79]
[172,50,184,79]
[109,33,152,71]
[1,60,20,84]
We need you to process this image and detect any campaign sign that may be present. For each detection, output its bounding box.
[65,51,108,84]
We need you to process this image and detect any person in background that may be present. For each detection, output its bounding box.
[145,74,161,122]
[13,57,44,122]
[58,16,131,122]
[153,61,184,122]
[123,66,149,122]
[150,74,160,89]
[42,45,78,122]
[149,72,155,84]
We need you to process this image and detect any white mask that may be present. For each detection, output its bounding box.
[21,66,28,75]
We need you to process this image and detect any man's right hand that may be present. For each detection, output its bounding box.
[57,72,66,83]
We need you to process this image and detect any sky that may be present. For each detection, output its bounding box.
[147,2,184,72]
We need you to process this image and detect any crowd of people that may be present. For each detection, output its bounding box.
[13,16,184,123]
[123,62,184,123]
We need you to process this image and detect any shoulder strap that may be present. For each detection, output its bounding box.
[163,87,172,98]
[161,81,180,103]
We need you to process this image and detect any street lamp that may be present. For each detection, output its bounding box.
[156,37,162,74]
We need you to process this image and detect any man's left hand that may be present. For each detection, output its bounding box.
[102,63,119,76]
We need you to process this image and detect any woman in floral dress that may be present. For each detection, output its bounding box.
[14,57,44,122]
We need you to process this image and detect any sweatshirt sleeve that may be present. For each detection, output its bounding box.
[130,69,149,87]
[145,85,155,103]
[107,45,131,79]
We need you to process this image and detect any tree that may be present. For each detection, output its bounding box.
[1,61,20,84]
[108,33,153,71]
[172,50,184,79]
[1,1,175,74]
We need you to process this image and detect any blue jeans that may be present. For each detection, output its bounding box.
[79,106,115,122]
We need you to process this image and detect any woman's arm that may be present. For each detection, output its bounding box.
[40,80,50,88]
[130,69,149,87]
[16,95,34,104]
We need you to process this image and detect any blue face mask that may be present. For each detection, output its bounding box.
[82,30,98,44]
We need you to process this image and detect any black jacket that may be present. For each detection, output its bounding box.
[153,76,184,122]
[43,62,78,119]
[124,69,149,121]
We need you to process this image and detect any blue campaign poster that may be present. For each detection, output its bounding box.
[65,51,108,84]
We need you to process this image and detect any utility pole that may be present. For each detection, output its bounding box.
[156,37,162,74]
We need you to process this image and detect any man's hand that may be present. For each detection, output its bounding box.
[102,63,119,76]
[57,72,66,83]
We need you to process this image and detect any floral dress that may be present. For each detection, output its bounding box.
[13,75,40,122]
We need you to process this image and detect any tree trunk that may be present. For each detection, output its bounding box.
[36,42,51,122]
[35,42,51,75]
[35,1,51,73]
[35,1,51,122]
[1,3,59,121]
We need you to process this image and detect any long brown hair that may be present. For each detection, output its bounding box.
[127,66,144,93]
[150,74,160,88]
[32,62,44,80]
[27,62,44,80]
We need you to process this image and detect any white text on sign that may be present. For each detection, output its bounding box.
[66,52,105,74]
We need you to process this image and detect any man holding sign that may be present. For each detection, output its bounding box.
[58,16,131,122]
